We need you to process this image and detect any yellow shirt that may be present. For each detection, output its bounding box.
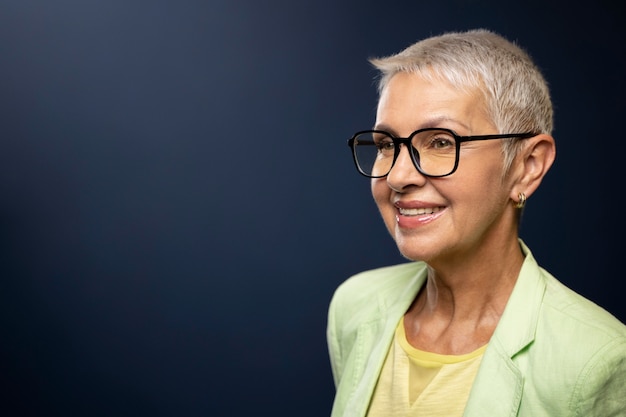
[367,318,486,417]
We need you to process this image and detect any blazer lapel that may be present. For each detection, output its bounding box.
[463,241,546,417]
[343,270,426,417]
[462,342,524,417]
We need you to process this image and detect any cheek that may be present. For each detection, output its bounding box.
[371,178,389,207]
[371,179,396,229]
[452,173,508,223]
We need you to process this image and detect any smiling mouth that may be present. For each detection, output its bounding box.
[398,207,443,216]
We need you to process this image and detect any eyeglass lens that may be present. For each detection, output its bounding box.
[353,129,458,177]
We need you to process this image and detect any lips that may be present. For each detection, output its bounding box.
[393,201,445,228]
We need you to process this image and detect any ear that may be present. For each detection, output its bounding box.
[510,134,556,201]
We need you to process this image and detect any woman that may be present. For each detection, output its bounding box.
[327,29,626,417]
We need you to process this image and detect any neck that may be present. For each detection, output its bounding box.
[404,236,525,354]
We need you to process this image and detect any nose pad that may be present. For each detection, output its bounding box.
[410,144,421,170]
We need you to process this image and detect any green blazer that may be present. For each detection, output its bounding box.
[327,242,626,417]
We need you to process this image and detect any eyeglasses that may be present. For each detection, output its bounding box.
[347,128,536,178]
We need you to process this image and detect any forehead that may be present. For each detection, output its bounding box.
[376,72,488,133]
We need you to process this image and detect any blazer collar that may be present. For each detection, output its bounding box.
[491,240,545,355]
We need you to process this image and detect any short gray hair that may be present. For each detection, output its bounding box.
[370,29,553,171]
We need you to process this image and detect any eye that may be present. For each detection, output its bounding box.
[374,135,395,153]
[424,131,456,150]
[377,140,395,152]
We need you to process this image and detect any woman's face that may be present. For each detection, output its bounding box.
[372,72,518,264]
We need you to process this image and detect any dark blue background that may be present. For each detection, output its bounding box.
[1,1,624,416]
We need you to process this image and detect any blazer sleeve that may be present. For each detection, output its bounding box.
[327,290,343,388]
[572,336,626,416]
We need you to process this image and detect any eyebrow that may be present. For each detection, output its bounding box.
[374,116,471,135]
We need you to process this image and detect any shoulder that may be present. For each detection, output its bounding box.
[492,246,626,413]
[516,241,625,342]
[328,262,427,344]
[539,270,626,341]
[524,269,626,413]
[327,262,427,389]
[330,262,427,314]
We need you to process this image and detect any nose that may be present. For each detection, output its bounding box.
[386,144,427,191]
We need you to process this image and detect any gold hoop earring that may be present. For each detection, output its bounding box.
[515,192,526,209]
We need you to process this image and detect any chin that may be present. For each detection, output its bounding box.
[393,233,442,263]
[395,243,429,262]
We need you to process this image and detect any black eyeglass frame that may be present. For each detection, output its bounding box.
[347,128,537,178]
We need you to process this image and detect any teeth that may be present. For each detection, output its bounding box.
[398,207,441,216]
